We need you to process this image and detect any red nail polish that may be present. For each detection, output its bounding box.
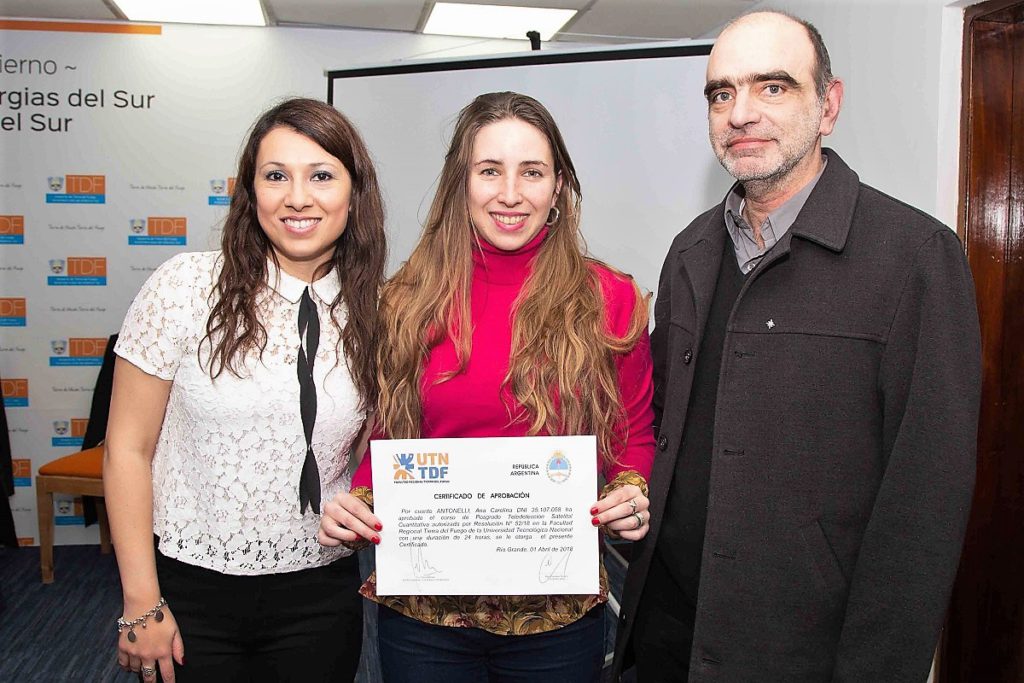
[589,506,598,515]
[372,535,381,544]
[374,522,383,531]
[591,517,600,526]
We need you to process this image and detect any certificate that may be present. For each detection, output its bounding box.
[370,435,599,596]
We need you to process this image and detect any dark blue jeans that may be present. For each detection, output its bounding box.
[377,604,605,682]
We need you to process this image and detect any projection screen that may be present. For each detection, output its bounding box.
[327,43,725,299]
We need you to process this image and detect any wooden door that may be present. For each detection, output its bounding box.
[940,2,1024,681]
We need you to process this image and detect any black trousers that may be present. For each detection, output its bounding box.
[155,549,363,682]
[631,556,695,683]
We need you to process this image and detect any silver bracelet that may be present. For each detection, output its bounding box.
[116,597,167,642]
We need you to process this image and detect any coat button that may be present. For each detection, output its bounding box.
[658,435,668,451]
[683,348,693,365]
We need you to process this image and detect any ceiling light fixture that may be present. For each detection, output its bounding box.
[111,0,267,27]
[423,3,576,42]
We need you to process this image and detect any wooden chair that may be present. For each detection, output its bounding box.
[35,445,111,583]
[34,334,117,583]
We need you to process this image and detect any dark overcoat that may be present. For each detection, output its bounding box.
[612,150,981,682]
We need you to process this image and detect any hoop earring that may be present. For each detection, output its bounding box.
[546,206,560,226]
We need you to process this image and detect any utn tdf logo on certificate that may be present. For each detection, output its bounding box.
[393,452,450,482]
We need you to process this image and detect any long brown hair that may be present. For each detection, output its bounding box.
[204,98,386,409]
[378,92,648,463]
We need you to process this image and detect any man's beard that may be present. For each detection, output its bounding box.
[711,107,823,192]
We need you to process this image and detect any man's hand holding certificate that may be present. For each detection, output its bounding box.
[370,436,598,596]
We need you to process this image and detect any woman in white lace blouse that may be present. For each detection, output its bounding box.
[104,98,385,682]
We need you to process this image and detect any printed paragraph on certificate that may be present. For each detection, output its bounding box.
[370,436,599,596]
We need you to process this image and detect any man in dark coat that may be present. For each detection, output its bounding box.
[612,10,981,682]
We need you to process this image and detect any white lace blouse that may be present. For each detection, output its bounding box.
[115,251,364,575]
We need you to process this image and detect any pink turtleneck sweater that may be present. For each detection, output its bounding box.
[351,229,654,489]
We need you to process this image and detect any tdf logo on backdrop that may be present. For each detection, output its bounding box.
[208,177,236,206]
[46,174,106,204]
[2,377,28,407]
[50,337,106,366]
[0,297,26,326]
[12,459,31,487]
[0,215,24,244]
[52,418,88,447]
[47,257,107,286]
[128,217,187,246]
[55,496,85,526]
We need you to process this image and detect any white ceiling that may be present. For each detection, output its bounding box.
[0,0,758,42]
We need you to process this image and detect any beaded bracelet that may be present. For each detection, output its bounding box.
[116,597,167,643]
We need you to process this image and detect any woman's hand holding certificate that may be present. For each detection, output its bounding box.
[592,482,651,542]
[318,491,382,547]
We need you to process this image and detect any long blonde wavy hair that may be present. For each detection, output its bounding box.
[378,92,649,465]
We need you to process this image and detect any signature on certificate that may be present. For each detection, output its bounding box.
[410,545,441,579]
[537,550,572,583]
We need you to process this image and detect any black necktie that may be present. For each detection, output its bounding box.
[297,287,321,514]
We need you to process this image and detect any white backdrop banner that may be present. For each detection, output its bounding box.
[0,18,549,546]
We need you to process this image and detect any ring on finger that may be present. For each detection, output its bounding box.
[141,665,157,677]
[633,511,645,529]
[627,498,638,514]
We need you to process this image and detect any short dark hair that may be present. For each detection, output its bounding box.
[799,17,833,100]
[725,10,834,100]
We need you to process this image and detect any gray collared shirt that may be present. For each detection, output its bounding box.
[724,157,828,274]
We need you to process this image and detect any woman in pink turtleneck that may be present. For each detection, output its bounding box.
[319,92,654,682]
